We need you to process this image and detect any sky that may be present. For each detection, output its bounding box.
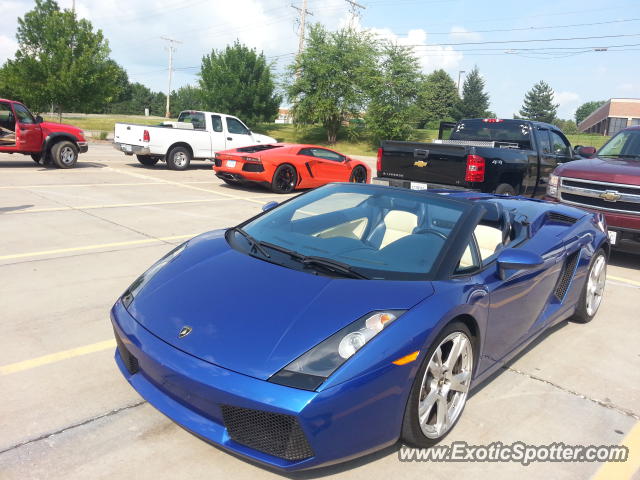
[1,0,639,119]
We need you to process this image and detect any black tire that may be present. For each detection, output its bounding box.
[31,153,42,163]
[136,155,159,166]
[166,146,191,171]
[271,164,297,193]
[494,183,517,196]
[572,248,607,324]
[401,321,474,448]
[349,165,367,183]
[51,140,78,169]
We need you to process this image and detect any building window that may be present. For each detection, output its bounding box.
[608,117,628,136]
[631,118,640,127]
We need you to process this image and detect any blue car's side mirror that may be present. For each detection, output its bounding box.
[497,248,544,280]
[262,201,278,212]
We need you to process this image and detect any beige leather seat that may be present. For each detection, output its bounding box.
[458,224,505,268]
[379,210,418,248]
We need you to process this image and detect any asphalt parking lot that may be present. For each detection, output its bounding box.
[1,144,639,479]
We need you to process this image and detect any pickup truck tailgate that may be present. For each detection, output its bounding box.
[380,141,468,186]
[114,123,148,147]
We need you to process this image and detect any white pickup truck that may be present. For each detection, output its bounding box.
[113,110,276,170]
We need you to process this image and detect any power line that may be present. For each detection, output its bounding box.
[403,33,640,48]
[160,36,182,118]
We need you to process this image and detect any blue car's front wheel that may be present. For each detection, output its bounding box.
[401,322,474,447]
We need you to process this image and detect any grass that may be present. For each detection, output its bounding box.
[39,114,610,154]
[41,113,169,133]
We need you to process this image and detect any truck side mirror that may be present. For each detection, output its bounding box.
[574,145,596,158]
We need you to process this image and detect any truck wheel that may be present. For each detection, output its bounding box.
[31,153,42,164]
[166,147,191,171]
[494,183,516,196]
[51,141,78,169]
[136,155,159,166]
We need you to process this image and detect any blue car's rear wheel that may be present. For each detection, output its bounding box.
[573,248,607,323]
[401,322,474,447]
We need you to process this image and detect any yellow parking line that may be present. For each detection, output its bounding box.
[0,182,163,189]
[106,167,266,204]
[6,198,229,214]
[0,234,195,261]
[592,421,640,480]
[608,275,640,288]
[0,339,116,376]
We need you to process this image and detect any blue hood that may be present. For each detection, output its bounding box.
[127,230,434,380]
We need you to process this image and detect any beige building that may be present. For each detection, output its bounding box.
[578,98,640,136]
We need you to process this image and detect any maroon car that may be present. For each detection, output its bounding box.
[546,127,640,252]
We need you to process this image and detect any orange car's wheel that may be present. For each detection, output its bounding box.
[349,165,367,183]
[271,164,297,193]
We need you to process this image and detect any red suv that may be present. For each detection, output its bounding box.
[546,126,640,252]
[0,99,88,168]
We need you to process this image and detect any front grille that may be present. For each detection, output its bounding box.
[221,405,313,461]
[563,179,640,196]
[114,329,139,375]
[559,177,640,215]
[561,193,639,214]
[554,250,580,300]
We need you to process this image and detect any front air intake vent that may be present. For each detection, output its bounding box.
[554,250,580,300]
[221,405,313,461]
[548,212,577,224]
[114,329,139,375]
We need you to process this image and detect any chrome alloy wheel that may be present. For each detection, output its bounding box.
[173,151,188,168]
[586,254,606,317]
[418,331,473,439]
[60,146,76,166]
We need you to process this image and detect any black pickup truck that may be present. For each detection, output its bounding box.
[376,118,590,197]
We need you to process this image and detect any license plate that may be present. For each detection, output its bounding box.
[608,230,618,245]
[226,160,236,168]
[410,182,428,191]
[123,144,132,152]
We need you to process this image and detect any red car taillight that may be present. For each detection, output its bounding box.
[143,130,150,142]
[465,154,485,182]
[377,148,383,173]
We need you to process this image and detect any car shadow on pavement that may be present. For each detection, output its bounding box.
[126,162,215,171]
[609,250,640,270]
[0,160,107,169]
[0,204,34,214]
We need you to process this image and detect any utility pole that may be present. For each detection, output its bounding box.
[72,0,75,13]
[457,70,466,96]
[160,36,182,118]
[345,0,365,28]
[292,0,313,57]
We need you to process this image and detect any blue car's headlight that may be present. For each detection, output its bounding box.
[269,310,406,391]
[121,242,188,307]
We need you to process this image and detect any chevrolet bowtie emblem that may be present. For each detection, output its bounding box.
[413,160,429,168]
[178,326,192,339]
[600,190,621,202]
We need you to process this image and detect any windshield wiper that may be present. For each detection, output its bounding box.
[259,241,305,260]
[229,227,271,258]
[299,256,370,279]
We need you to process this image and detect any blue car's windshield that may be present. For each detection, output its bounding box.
[234,184,471,280]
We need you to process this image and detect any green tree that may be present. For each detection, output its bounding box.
[365,43,421,143]
[199,41,280,124]
[575,100,605,125]
[457,66,490,119]
[519,80,558,123]
[107,82,165,116]
[170,85,204,116]
[417,69,459,127]
[287,24,378,144]
[554,118,579,135]
[0,0,125,115]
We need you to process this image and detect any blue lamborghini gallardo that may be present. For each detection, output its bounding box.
[111,183,609,470]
